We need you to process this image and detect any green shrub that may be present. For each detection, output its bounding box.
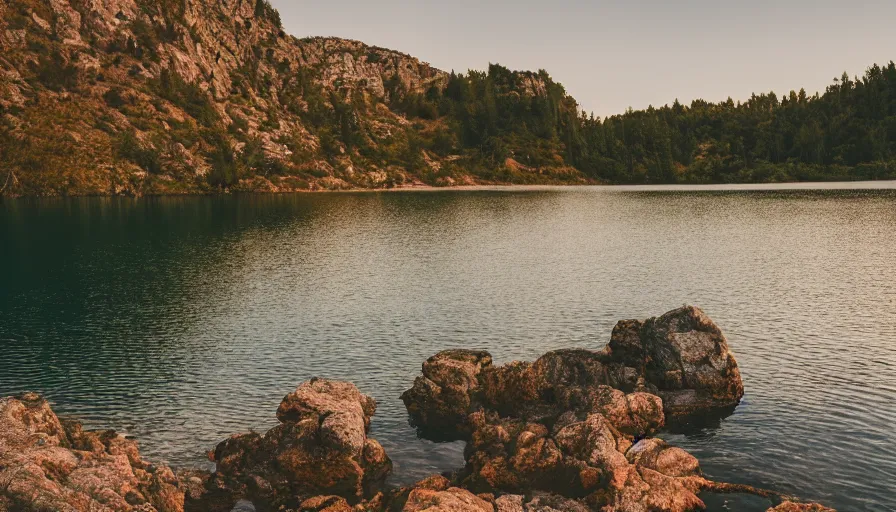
[117,131,162,174]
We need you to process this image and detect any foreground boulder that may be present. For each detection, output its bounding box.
[400,349,493,437]
[458,410,707,511]
[0,393,184,511]
[606,306,744,416]
[768,503,836,512]
[402,306,743,441]
[203,379,392,510]
[399,307,752,511]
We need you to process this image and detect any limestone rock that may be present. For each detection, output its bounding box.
[600,467,704,512]
[625,439,700,478]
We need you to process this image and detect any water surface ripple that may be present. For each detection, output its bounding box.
[1,185,895,511]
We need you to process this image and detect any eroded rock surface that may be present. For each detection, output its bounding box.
[1,307,835,512]
[399,307,753,512]
[403,306,743,442]
[606,306,745,416]
[0,392,184,512]
[401,349,493,437]
[203,378,391,510]
[768,503,837,512]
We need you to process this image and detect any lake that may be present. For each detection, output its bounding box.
[1,183,895,511]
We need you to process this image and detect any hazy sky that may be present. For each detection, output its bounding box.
[271,0,896,117]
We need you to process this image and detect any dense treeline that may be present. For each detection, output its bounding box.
[395,62,896,183]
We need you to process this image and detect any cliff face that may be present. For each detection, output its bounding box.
[0,0,582,196]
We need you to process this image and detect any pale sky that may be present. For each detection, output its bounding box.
[271,0,896,117]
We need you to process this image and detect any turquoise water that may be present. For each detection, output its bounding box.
[2,184,895,511]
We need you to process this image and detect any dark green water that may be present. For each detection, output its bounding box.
[2,184,895,511]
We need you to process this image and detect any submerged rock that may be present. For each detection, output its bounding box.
[0,392,184,512]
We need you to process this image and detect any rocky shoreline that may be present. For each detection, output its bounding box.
[0,306,833,512]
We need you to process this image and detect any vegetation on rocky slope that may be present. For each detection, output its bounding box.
[0,0,894,196]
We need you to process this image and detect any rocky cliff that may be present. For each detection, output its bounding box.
[0,0,586,196]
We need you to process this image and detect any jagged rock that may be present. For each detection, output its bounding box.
[207,379,391,510]
[299,495,352,512]
[625,439,700,478]
[607,306,744,416]
[0,392,184,511]
[463,411,569,494]
[403,306,742,443]
[461,410,661,499]
[401,349,493,437]
[768,503,836,512]
[402,486,494,512]
[399,307,755,512]
[598,467,704,512]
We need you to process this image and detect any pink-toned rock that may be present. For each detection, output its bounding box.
[402,487,494,512]
[0,393,183,512]
[209,379,391,509]
[626,439,701,478]
[401,349,493,437]
[277,379,378,451]
[607,306,745,416]
[601,466,704,512]
[554,414,631,491]
[768,502,836,512]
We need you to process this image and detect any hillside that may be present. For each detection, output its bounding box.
[0,0,586,196]
[1,0,895,197]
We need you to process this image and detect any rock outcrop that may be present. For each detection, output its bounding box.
[604,306,744,416]
[400,307,751,511]
[0,392,184,511]
[768,503,836,512]
[402,306,743,441]
[401,349,493,437]
[0,307,835,512]
[0,0,586,197]
[200,379,391,510]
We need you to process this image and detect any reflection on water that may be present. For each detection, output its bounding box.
[1,185,895,512]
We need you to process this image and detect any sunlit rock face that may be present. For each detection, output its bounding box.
[0,392,184,512]
[0,307,834,512]
[606,305,745,417]
[402,305,743,440]
[399,306,751,512]
[205,378,391,510]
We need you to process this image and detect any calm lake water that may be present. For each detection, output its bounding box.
[2,183,895,511]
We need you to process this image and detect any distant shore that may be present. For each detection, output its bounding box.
[4,179,896,200]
